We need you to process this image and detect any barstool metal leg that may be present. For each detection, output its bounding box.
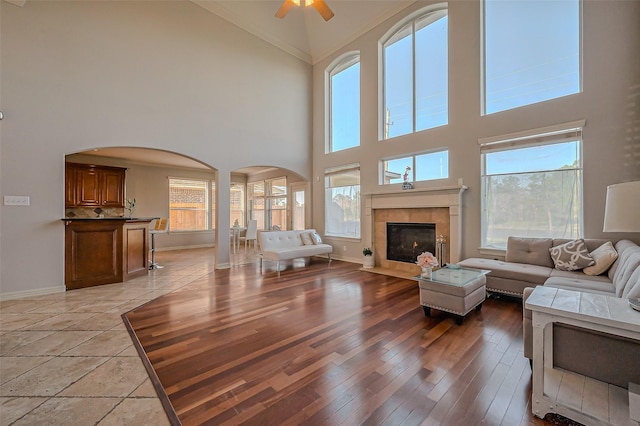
[149,232,163,269]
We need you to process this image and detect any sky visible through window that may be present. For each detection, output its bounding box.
[384,150,449,184]
[385,15,448,138]
[485,0,580,114]
[331,62,360,152]
[486,141,579,175]
[331,1,580,173]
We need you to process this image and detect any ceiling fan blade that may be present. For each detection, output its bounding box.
[275,0,295,19]
[312,0,334,21]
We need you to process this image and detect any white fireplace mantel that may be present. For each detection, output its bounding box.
[363,185,467,264]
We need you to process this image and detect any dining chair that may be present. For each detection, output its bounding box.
[239,219,258,252]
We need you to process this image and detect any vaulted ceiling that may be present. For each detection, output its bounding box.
[192,0,415,64]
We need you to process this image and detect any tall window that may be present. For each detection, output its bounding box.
[480,122,584,249]
[381,150,449,185]
[382,5,448,139]
[328,53,360,153]
[169,178,209,232]
[248,177,287,230]
[248,181,265,229]
[325,165,360,238]
[483,0,581,115]
[230,182,245,227]
[211,180,216,229]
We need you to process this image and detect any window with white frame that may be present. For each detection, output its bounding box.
[382,5,448,139]
[325,165,360,238]
[328,54,360,153]
[211,180,216,229]
[248,177,287,230]
[483,0,581,115]
[230,182,245,227]
[480,122,584,249]
[381,150,449,185]
[169,178,209,232]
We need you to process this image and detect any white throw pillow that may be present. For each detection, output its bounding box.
[549,239,595,271]
[312,232,323,244]
[583,241,619,276]
[300,232,315,245]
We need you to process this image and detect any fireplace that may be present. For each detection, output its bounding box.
[386,222,436,264]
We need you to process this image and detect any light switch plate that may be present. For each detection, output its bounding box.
[4,195,30,206]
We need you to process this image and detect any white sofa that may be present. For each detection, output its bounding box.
[258,229,332,273]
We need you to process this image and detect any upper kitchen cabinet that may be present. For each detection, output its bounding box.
[66,163,126,208]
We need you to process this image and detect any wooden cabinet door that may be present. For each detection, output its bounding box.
[101,168,125,207]
[76,166,101,206]
[65,165,77,207]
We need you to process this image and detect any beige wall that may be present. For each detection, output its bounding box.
[2,0,639,298]
[313,0,640,263]
[0,1,312,297]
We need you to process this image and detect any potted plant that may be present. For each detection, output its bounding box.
[125,198,136,218]
[362,247,374,268]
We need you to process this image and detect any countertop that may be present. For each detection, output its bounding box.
[61,217,159,222]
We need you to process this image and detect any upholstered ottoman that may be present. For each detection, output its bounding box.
[416,267,490,324]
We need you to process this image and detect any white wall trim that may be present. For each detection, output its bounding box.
[0,286,64,301]
[477,119,586,146]
[156,244,215,252]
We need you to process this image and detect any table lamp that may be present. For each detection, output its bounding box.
[603,181,640,232]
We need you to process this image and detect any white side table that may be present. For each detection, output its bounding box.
[526,286,640,426]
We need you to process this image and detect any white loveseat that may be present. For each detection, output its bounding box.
[258,229,332,274]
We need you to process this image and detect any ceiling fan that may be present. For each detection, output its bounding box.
[275,0,335,22]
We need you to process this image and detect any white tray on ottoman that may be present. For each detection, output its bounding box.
[414,267,490,324]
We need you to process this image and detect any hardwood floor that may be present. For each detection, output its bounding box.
[123,250,576,425]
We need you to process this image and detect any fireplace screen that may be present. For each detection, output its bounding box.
[386,222,436,264]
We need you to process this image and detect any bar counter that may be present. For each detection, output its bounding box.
[62,217,159,290]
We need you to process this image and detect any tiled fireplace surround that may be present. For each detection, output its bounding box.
[364,185,467,276]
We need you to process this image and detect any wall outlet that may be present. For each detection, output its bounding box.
[343,245,347,252]
[4,195,30,206]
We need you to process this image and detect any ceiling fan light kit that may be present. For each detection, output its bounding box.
[275,0,334,21]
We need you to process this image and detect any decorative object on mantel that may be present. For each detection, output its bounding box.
[362,247,374,268]
[402,182,414,190]
[125,198,136,218]
[436,234,447,267]
[416,251,439,279]
[402,166,414,190]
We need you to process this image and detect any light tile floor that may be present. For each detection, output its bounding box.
[0,247,257,425]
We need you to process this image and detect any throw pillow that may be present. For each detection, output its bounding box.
[312,232,323,244]
[300,232,315,245]
[583,241,619,276]
[549,239,595,271]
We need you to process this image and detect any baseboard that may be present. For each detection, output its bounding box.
[155,244,215,252]
[326,254,360,264]
[0,285,65,301]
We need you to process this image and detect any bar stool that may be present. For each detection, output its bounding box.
[149,218,168,269]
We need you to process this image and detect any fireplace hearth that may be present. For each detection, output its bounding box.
[386,222,436,264]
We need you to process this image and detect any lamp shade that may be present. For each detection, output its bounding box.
[603,181,640,232]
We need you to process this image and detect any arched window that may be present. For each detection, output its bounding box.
[327,53,360,153]
[381,5,448,140]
